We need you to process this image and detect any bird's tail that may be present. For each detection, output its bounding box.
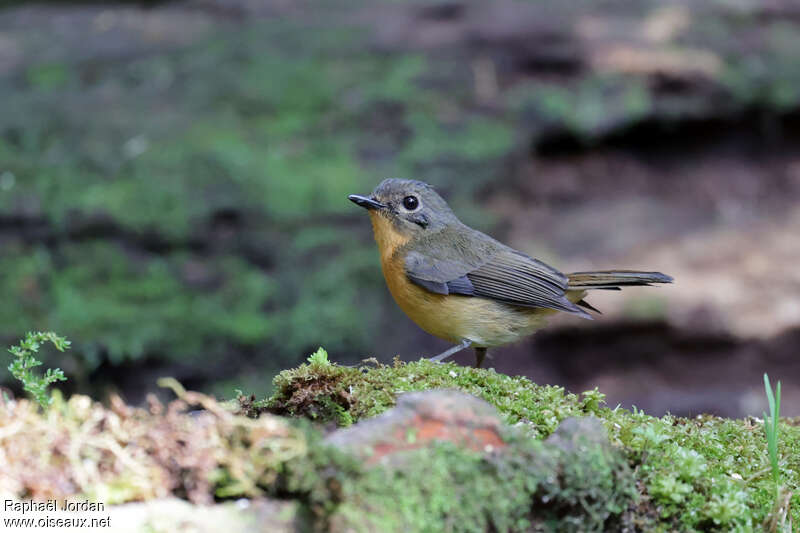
[567,270,674,290]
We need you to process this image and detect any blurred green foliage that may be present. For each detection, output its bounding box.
[0,243,277,366]
[4,1,800,399]
[0,19,513,396]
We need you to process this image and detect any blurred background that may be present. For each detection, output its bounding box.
[1,0,799,417]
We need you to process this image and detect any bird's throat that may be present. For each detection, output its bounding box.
[368,211,411,261]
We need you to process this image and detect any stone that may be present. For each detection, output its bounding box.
[325,389,507,464]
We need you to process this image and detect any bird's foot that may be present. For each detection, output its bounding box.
[428,339,472,363]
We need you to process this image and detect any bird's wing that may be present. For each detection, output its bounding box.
[403,228,590,318]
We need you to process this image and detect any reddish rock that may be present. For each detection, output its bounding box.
[325,390,507,464]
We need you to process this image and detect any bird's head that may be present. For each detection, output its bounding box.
[349,179,458,242]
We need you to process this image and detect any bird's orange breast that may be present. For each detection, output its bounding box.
[368,211,555,347]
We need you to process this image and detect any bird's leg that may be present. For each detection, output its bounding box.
[428,339,472,363]
[473,347,487,368]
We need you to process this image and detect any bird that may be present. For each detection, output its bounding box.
[348,178,673,368]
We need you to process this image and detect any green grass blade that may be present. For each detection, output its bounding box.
[774,381,781,436]
[764,374,775,416]
[762,373,782,492]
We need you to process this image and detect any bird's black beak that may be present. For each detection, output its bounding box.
[348,194,386,211]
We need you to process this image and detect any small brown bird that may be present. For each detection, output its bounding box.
[349,179,673,368]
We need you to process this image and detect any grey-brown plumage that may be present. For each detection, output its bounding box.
[349,178,674,367]
[404,227,590,318]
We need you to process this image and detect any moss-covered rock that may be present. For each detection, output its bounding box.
[2,358,799,530]
[265,358,800,531]
[276,390,638,532]
[266,357,609,436]
[323,423,637,533]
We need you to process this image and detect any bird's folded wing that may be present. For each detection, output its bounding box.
[404,239,589,317]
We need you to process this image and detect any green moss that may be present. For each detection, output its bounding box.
[266,358,800,531]
[6,353,797,531]
[268,359,597,438]
[329,436,635,533]
[278,419,637,532]
[26,63,71,92]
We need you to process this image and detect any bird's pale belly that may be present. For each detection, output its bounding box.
[381,257,557,347]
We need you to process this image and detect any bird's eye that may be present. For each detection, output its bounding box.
[402,195,419,210]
